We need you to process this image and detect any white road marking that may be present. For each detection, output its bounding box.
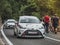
[44,35,60,42]
[1,23,60,45]
[1,24,13,45]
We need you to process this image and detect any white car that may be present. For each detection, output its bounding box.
[4,19,16,29]
[14,16,45,38]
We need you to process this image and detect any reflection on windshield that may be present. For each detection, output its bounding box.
[20,18,40,23]
[7,21,15,23]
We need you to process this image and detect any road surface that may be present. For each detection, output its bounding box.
[3,29,60,45]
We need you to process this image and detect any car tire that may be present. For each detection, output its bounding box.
[42,36,44,39]
[14,32,20,38]
[14,28,17,36]
[14,28,20,38]
[41,35,44,39]
[14,32,16,36]
[17,35,19,38]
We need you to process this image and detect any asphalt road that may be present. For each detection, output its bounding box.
[3,29,60,45]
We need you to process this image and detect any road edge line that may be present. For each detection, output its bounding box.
[1,25,13,45]
[44,35,60,42]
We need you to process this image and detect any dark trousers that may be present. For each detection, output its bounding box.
[45,23,49,33]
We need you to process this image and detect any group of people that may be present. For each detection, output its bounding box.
[43,14,59,34]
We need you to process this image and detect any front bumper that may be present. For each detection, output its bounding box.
[17,29,44,38]
[6,25,15,28]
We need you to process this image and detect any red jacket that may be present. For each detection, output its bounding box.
[44,15,50,23]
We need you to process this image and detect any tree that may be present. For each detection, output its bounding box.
[0,0,12,23]
[0,0,60,23]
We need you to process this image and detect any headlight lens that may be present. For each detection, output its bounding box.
[39,27,44,29]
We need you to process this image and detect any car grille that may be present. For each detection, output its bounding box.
[23,30,42,36]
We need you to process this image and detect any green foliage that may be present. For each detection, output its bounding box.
[32,12,41,19]
[0,0,60,22]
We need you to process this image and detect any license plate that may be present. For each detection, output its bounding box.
[28,32,37,34]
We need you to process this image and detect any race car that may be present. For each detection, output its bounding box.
[14,16,45,38]
[3,19,16,29]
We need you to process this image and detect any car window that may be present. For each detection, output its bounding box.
[7,21,15,23]
[20,18,40,23]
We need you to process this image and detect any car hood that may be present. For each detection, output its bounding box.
[19,23,44,29]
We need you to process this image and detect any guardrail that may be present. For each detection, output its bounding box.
[1,24,13,45]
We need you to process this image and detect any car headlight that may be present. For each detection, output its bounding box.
[39,27,44,29]
[19,25,26,29]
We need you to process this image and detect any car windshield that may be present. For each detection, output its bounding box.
[7,21,15,23]
[20,18,40,23]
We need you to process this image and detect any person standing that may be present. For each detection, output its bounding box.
[43,15,50,33]
[51,14,59,34]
